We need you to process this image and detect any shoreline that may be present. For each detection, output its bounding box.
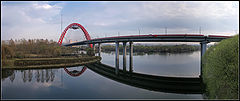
[2,56,101,70]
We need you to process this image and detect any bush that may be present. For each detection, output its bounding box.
[202,34,239,99]
[86,47,95,56]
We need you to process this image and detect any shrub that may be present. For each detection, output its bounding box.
[202,34,239,99]
[86,47,95,56]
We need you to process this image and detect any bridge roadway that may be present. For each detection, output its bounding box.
[64,34,231,77]
[85,62,203,94]
[64,34,231,46]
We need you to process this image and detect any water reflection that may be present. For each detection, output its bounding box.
[85,63,203,94]
[2,51,203,99]
[2,69,14,81]
[103,51,195,56]
[64,66,87,77]
[9,70,15,82]
[2,69,56,83]
[34,69,55,83]
[1,66,88,83]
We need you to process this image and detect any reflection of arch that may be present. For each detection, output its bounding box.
[58,23,92,48]
[64,66,87,77]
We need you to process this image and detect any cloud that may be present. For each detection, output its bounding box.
[1,1,64,40]
[141,1,238,18]
[1,1,239,41]
[68,1,238,38]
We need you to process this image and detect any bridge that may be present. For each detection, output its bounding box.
[59,23,232,78]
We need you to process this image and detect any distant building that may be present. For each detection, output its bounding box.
[69,39,80,47]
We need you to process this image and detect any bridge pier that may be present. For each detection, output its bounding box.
[123,42,127,72]
[129,41,133,72]
[92,43,95,56]
[200,41,208,57]
[200,41,208,77]
[98,43,101,57]
[115,41,119,75]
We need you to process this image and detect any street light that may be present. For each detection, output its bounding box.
[165,27,167,35]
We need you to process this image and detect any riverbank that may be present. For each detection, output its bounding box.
[2,56,101,70]
[1,38,100,70]
[202,34,239,99]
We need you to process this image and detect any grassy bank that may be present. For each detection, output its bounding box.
[2,56,101,69]
[202,34,239,99]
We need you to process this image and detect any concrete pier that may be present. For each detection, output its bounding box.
[92,43,95,56]
[129,41,133,72]
[115,41,119,75]
[200,41,208,77]
[200,41,207,57]
[98,43,101,57]
[123,42,127,72]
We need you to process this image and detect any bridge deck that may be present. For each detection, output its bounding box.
[64,34,231,46]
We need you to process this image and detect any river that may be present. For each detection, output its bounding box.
[1,51,203,99]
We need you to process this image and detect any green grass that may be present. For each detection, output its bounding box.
[202,34,239,99]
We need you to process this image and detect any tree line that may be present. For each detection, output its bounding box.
[100,44,200,53]
[1,39,78,60]
[1,39,199,60]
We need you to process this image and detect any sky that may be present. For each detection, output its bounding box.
[1,1,239,42]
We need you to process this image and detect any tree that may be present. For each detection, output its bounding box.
[86,47,95,56]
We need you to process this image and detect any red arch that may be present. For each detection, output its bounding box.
[64,66,87,77]
[58,23,93,48]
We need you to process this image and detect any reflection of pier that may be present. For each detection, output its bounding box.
[85,63,203,94]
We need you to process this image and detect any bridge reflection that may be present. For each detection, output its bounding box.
[2,66,87,83]
[2,64,203,94]
[64,66,87,77]
[85,63,203,94]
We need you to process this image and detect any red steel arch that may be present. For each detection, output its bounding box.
[64,66,87,77]
[58,23,93,48]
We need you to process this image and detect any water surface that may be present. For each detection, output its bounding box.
[2,51,203,99]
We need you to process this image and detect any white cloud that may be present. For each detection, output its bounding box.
[34,3,53,9]
[75,1,238,37]
[1,1,64,41]
[141,1,238,19]
[1,1,239,41]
